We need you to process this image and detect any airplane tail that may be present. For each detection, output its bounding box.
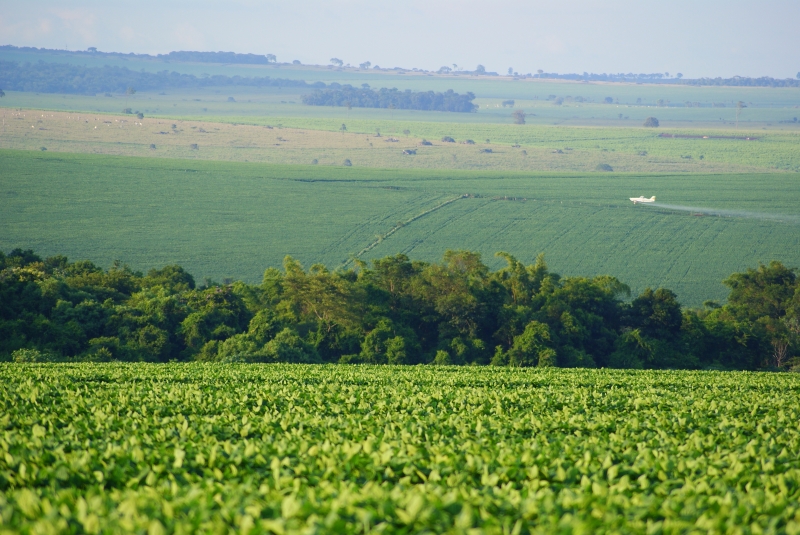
[650,196,656,201]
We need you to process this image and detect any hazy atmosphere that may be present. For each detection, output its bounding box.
[2,0,798,77]
[3,0,800,531]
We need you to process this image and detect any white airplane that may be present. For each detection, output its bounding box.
[630,196,656,204]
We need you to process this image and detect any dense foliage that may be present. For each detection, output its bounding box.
[2,248,798,370]
[302,86,477,113]
[0,61,320,95]
[158,51,276,64]
[1,364,799,533]
[528,71,800,87]
[0,45,278,65]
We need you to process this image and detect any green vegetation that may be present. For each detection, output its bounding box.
[302,87,477,112]
[0,60,314,94]
[3,244,799,369]
[2,150,799,306]
[2,364,800,533]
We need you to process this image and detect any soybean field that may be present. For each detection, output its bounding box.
[2,364,800,533]
[2,150,800,305]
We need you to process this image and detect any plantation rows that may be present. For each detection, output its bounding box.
[1,365,799,533]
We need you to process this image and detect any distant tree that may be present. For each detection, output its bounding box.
[643,117,659,127]
[359,61,371,70]
[665,72,670,78]
[292,60,301,65]
[657,99,665,107]
[361,83,370,89]
[330,58,343,67]
[508,67,513,75]
[676,73,683,79]
[136,112,144,119]
[736,100,746,127]
[476,64,486,74]
[595,163,613,171]
[501,100,515,107]
[343,159,352,166]
[0,88,4,98]
[87,47,97,53]
[604,96,613,104]
[339,123,347,135]
[537,69,543,77]
[125,86,136,109]
[797,72,800,80]
[266,54,277,63]
[512,109,526,124]
[452,64,458,71]
[402,129,410,137]
[438,66,452,74]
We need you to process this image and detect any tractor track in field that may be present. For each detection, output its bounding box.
[340,194,471,268]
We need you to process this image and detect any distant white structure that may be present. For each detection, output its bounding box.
[630,196,656,204]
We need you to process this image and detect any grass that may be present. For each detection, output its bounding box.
[3,87,800,129]
[3,108,800,173]
[2,364,799,533]
[2,149,799,306]
[4,46,800,106]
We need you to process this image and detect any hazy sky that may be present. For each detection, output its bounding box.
[2,0,798,78]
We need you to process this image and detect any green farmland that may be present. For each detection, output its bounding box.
[2,150,799,306]
[2,364,799,533]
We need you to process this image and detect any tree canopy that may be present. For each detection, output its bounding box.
[302,86,477,113]
[0,60,321,95]
[2,248,797,371]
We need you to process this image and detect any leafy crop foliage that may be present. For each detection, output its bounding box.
[2,151,799,307]
[302,87,477,113]
[1,365,799,533]
[2,246,799,370]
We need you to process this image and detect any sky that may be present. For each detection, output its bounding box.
[1,0,798,78]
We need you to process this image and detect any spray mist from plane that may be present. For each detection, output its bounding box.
[644,202,800,223]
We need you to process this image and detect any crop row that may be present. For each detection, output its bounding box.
[1,364,799,533]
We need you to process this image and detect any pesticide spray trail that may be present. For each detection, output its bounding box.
[647,203,800,224]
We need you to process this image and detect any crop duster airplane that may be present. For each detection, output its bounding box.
[630,195,656,204]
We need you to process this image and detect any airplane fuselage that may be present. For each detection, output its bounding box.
[630,196,656,204]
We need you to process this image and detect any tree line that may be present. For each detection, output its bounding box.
[301,87,478,113]
[0,45,279,65]
[0,61,321,95]
[2,248,798,370]
[527,72,800,87]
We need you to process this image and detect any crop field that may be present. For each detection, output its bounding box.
[3,47,800,108]
[3,109,800,173]
[2,364,799,533]
[2,150,799,305]
[3,87,800,130]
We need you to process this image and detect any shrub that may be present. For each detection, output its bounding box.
[343,159,352,166]
[644,117,660,127]
[441,136,455,142]
[595,163,614,172]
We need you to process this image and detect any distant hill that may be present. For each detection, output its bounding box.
[0,60,317,94]
[2,45,798,87]
[0,45,278,66]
